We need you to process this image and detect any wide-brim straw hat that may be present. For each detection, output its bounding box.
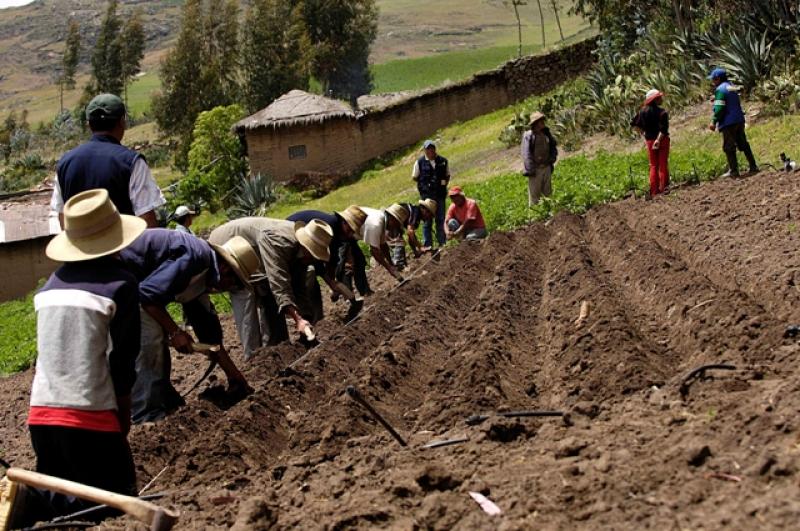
[644,89,664,105]
[210,236,260,289]
[529,111,546,126]
[46,188,146,262]
[385,203,409,225]
[419,198,438,216]
[295,220,333,262]
[338,205,367,233]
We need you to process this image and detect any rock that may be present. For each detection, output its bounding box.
[556,436,588,458]
[687,445,712,467]
[231,496,277,530]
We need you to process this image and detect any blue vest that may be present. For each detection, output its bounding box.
[57,134,140,215]
[717,82,746,130]
[416,155,448,199]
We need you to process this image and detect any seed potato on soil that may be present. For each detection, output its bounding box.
[2,171,800,528]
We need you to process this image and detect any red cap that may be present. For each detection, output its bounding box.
[448,186,464,197]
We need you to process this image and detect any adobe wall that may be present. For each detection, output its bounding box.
[246,37,598,181]
[0,237,57,302]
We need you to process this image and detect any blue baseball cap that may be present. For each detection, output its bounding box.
[423,139,435,149]
[707,68,727,80]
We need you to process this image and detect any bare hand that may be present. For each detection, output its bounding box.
[169,329,194,354]
[708,123,716,132]
[296,318,313,336]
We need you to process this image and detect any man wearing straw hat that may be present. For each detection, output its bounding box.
[358,204,409,282]
[15,189,146,525]
[521,111,558,206]
[51,94,165,228]
[389,198,438,269]
[208,217,335,356]
[119,229,258,423]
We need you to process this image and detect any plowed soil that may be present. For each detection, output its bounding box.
[3,170,800,529]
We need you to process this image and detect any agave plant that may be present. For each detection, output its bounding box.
[718,30,774,92]
[228,173,277,219]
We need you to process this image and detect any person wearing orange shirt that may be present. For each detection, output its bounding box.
[444,186,487,241]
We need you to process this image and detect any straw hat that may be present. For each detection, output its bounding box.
[210,236,260,289]
[528,111,546,126]
[338,205,367,233]
[385,203,409,225]
[644,89,664,105]
[295,220,333,262]
[46,189,146,262]
[419,198,438,216]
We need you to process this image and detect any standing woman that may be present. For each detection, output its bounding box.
[632,89,670,197]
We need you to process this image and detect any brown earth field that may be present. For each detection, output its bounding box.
[4,170,800,529]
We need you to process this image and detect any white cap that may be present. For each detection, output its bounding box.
[174,205,196,218]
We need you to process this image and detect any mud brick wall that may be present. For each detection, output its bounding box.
[246,37,598,181]
[0,237,56,301]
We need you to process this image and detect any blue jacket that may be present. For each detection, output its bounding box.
[713,82,746,130]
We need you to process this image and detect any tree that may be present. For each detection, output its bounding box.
[58,20,81,114]
[550,0,565,41]
[242,0,310,113]
[534,0,546,48]
[89,0,124,96]
[119,9,145,107]
[488,0,528,58]
[152,0,241,169]
[303,0,378,103]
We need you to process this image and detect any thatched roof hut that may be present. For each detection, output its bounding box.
[235,90,356,131]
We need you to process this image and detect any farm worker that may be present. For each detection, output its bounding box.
[359,204,409,282]
[173,205,196,235]
[521,111,558,206]
[12,189,146,526]
[120,229,256,423]
[631,89,671,197]
[287,206,369,311]
[412,140,450,250]
[445,186,487,241]
[51,94,165,229]
[389,199,438,269]
[208,218,335,357]
[707,68,758,177]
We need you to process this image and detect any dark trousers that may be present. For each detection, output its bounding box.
[422,196,446,248]
[721,122,757,174]
[13,425,136,526]
[336,241,371,295]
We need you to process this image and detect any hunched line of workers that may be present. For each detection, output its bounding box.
[4,93,487,526]
[8,66,746,523]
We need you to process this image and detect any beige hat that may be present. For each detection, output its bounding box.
[210,236,260,289]
[418,198,438,216]
[529,111,545,126]
[338,205,367,233]
[46,189,146,262]
[295,219,333,262]
[385,203,409,225]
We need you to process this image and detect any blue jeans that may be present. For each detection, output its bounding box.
[422,196,446,247]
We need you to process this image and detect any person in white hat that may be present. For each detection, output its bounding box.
[173,205,196,235]
[208,217,335,356]
[119,229,257,423]
[521,111,558,206]
[631,89,671,197]
[18,189,146,525]
[357,204,409,282]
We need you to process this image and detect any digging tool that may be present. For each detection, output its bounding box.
[465,410,565,426]
[423,437,469,449]
[48,493,166,525]
[5,468,178,530]
[180,343,222,398]
[679,363,736,398]
[345,386,407,447]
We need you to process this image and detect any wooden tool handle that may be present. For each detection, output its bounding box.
[6,468,178,528]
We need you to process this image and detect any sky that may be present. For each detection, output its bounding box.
[0,0,35,8]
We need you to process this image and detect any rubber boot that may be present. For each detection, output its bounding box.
[724,151,739,177]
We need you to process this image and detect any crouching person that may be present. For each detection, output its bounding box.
[119,229,257,423]
[445,186,487,241]
[12,189,146,526]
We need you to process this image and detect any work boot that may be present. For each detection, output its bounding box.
[743,145,758,174]
[724,151,740,178]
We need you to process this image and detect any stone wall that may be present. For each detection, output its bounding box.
[0,237,56,301]
[246,37,598,181]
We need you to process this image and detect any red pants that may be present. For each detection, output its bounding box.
[646,136,670,196]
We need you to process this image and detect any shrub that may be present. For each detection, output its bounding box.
[228,173,278,219]
[718,31,774,93]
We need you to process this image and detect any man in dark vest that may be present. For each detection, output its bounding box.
[51,94,165,228]
[412,139,450,250]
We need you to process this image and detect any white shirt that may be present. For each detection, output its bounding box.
[411,157,437,180]
[50,158,166,216]
[359,207,386,248]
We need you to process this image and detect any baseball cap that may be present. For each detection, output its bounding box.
[86,94,126,120]
[174,205,196,218]
[423,139,436,150]
[707,68,727,80]
[448,186,464,197]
